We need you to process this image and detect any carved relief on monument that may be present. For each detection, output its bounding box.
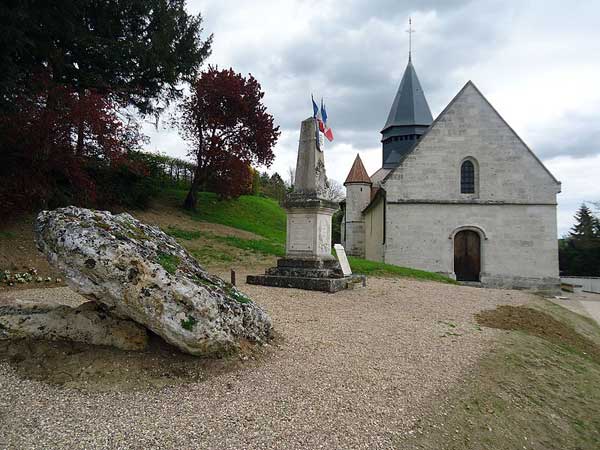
[318,217,330,254]
[315,159,328,198]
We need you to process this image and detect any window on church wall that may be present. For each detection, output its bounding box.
[460,160,476,194]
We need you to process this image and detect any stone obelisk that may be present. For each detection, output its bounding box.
[284,117,337,261]
[247,117,353,292]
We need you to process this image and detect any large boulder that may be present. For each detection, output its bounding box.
[35,207,272,356]
[0,297,148,351]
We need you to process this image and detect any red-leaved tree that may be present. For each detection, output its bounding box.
[0,76,144,212]
[178,67,280,209]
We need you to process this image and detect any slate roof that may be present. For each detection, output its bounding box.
[382,60,433,132]
[344,154,372,185]
[370,168,391,186]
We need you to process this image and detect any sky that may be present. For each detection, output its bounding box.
[142,0,600,237]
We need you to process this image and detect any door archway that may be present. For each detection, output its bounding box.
[454,230,481,281]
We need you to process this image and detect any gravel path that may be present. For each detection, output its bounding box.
[0,276,536,449]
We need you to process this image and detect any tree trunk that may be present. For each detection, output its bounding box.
[75,90,85,156]
[183,165,204,210]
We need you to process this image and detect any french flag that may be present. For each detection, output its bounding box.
[320,98,334,142]
[311,95,334,142]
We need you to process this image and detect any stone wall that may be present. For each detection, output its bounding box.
[344,183,371,257]
[364,198,385,262]
[383,83,561,205]
[377,82,561,291]
[384,203,560,291]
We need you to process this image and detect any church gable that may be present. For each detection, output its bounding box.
[383,81,561,204]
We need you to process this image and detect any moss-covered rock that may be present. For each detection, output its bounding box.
[35,207,272,356]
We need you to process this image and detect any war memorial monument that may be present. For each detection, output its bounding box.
[247,117,357,292]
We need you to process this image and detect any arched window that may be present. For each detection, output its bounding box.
[461,160,475,194]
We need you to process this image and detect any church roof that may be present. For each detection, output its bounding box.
[370,167,392,186]
[382,59,433,132]
[381,80,561,186]
[344,154,372,185]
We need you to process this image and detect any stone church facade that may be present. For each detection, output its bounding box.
[342,59,561,292]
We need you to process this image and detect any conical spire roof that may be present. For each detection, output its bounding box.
[344,154,372,185]
[382,60,433,131]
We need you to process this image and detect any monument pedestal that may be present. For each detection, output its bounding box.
[247,196,359,292]
[246,117,362,293]
[246,258,356,293]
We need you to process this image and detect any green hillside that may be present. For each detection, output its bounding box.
[167,189,286,242]
[164,188,455,283]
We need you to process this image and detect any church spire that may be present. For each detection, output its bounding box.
[380,28,433,168]
[382,59,433,131]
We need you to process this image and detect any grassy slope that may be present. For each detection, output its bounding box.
[165,188,455,283]
[398,300,600,450]
[166,189,286,242]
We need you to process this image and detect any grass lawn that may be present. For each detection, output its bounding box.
[167,189,286,242]
[348,256,457,284]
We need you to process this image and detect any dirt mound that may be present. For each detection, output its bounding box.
[476,305,600,363]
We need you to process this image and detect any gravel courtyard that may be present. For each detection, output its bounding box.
[0,276,536,449]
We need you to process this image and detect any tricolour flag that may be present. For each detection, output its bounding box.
[320,98,334,142]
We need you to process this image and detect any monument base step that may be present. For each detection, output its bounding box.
[266,266,344,279]
[246,274,364,293]
[276,258,341,269]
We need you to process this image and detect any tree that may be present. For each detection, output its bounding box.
[0,0,212,115]
[260,172,287,202]
[570,204,600,239]
[322,179,346,202]
[559,204,600,276]
[287,166,295,189]
[0,79,145,211]
[178,67,280,210]
[0,0,212,214]
[331,208,344,246]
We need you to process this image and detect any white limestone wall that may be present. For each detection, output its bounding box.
[384,83,561,204]
[384,203,560,291]
[344,183,371,257]
[365,199,385,262]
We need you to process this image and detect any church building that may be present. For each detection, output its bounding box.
[341,56,561,292]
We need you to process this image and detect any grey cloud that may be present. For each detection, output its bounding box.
[230,1,513,148]
[535,114,600,159]
[168,0,600,168]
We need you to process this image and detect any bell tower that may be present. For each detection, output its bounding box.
[381,20,433,168]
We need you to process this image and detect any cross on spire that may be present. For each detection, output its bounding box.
[406,17,415,62]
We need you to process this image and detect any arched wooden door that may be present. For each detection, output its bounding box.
[454,230,481,281]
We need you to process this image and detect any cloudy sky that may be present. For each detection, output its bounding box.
[143,0,600,236]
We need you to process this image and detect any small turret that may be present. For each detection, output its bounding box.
[343,154,372,257]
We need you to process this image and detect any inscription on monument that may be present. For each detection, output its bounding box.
[289,217,313,251]
[334,244,352,276]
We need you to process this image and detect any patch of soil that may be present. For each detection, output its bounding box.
[476,305,600,363]
[0,331,280,392]
[0,214,64,292]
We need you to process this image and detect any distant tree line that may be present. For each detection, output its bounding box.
[559,204,600,276]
